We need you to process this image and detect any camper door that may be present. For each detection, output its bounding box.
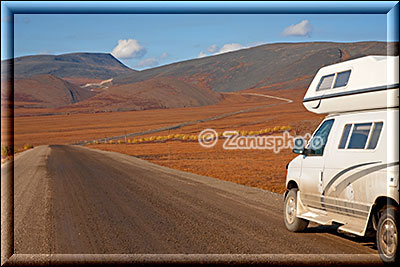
[299,119,334,208]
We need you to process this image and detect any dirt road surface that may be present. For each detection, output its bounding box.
[2,145,382,265]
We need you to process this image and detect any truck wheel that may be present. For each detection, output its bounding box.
[377,207,399,263]
[284,188,309,232]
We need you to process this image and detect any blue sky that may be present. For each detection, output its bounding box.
[11,13,390,70]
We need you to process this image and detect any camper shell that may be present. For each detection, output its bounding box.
[284,55,399,263]
[303,56,399,114]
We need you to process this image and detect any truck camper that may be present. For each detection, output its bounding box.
[284,55,399,263]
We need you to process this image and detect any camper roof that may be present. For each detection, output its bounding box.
[303,55,399,114]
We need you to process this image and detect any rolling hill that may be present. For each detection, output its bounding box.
[1,52,136,82]
[114,41,398,92]
[7,75,96,109]
[2,41,398,115]
[67,77,223,113]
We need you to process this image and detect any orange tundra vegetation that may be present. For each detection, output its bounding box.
[6,88,323,193]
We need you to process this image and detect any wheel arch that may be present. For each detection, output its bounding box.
[369,196,399,231]
[284,180,299,199]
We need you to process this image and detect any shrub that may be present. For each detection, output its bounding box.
[281,126,291,131]
[223,132,235,137]
[23,144,34,150]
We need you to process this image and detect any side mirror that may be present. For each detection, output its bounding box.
[292,138,306,154]
[292,147,304,154]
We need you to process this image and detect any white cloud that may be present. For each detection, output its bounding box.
[207,44,218,53]
[217,43,244,54]
[282,20,312,37]
[197,51,207,58]
[136,57,158,68]
[198,43,246,58]
[160,52,169,59]
[111,39,146,59]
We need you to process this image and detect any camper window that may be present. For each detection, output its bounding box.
[347,123,372,149]
[338,124,352,149]
[338,122,383,150]
[367,122,383,149]
[333,70,351,88]
[317,74,335,91]
[306,119,334,155]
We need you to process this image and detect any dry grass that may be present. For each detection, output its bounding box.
[3,88,323,192]
[4,91,288,149]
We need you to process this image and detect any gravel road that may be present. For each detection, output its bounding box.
[1,145,382,265]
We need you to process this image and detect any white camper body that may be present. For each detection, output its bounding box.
[284,55,399,263]
[303,56,399,114]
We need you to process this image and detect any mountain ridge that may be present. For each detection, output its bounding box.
[1,52,136,80]
[113,41,398,92]
[3,41,398,115]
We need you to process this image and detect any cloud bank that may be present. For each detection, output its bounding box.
[197,51,207,58]
[111,39,146,59]
[282,20,312,37]
[217,43,243,54]
[207,44,219,53]
[136,57,158,68]
[198,43,245,58]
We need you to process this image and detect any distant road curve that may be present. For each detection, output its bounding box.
[2,145,381,265]
[240,92,294,103]
[75,92,294,145]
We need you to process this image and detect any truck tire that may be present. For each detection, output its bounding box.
[377,206,399,263]
[284,188,309,232]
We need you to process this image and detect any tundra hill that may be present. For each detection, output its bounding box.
[4,42,398,116]
[1,53,136,83]
[114,41,398,92]
[5,75,96,109]
[67,77,223,113]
